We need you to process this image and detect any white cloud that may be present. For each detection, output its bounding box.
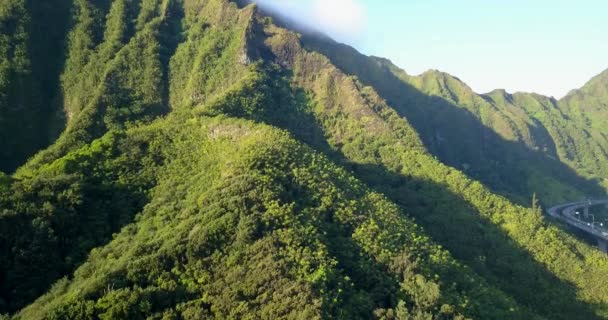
[255,0,367,44]
[312,0,366,40]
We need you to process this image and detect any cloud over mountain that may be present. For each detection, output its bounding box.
[255,0,367,43]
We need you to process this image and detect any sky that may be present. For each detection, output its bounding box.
[254,0,608,98]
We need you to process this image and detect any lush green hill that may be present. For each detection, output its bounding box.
[2,0,608,319]
[301,36,607,205]
[560,69,608,134]
[556,69,608,177]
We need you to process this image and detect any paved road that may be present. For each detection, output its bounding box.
[547,200,608,248]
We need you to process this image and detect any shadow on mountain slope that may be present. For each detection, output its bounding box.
[0,0,72,173]
[300,36,606,206]
[204,64,602,319]
[0,1,187,312]
[347,162,602,319]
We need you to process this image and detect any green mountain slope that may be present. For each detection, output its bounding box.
[300,36,607,205]
[14,116,533,319]
[560,69,608,133]
[0,0,70,172]
[2,0,608,319]
[260,25,608,319]
[556,69,608,177]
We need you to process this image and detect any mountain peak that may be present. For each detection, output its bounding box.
[561,68,608,101]
[583,68,608,89]
[486,88,510,96]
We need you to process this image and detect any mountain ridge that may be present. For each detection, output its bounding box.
[1,1,608,319]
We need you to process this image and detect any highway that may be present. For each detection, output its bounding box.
[547,199,608,252]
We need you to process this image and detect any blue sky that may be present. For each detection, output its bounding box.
[255,0,608,98]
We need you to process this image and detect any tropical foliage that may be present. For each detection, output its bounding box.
[1,0,608,319]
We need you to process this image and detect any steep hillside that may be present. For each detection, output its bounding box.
[301,36,607,204]
[560,69,608,133]
[0,0,70,172]
[557,69,608,176]
[487,87,608,187]
[2,0,608,319]
[260,24,608,319]
[13,115,536,319]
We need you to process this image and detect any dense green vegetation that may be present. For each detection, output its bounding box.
[2,0,608,319]
[300,36,608,206]
[12,115,539,319]
[558,70,608,180]
[260,25,608,319]
[0,0,70,172]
